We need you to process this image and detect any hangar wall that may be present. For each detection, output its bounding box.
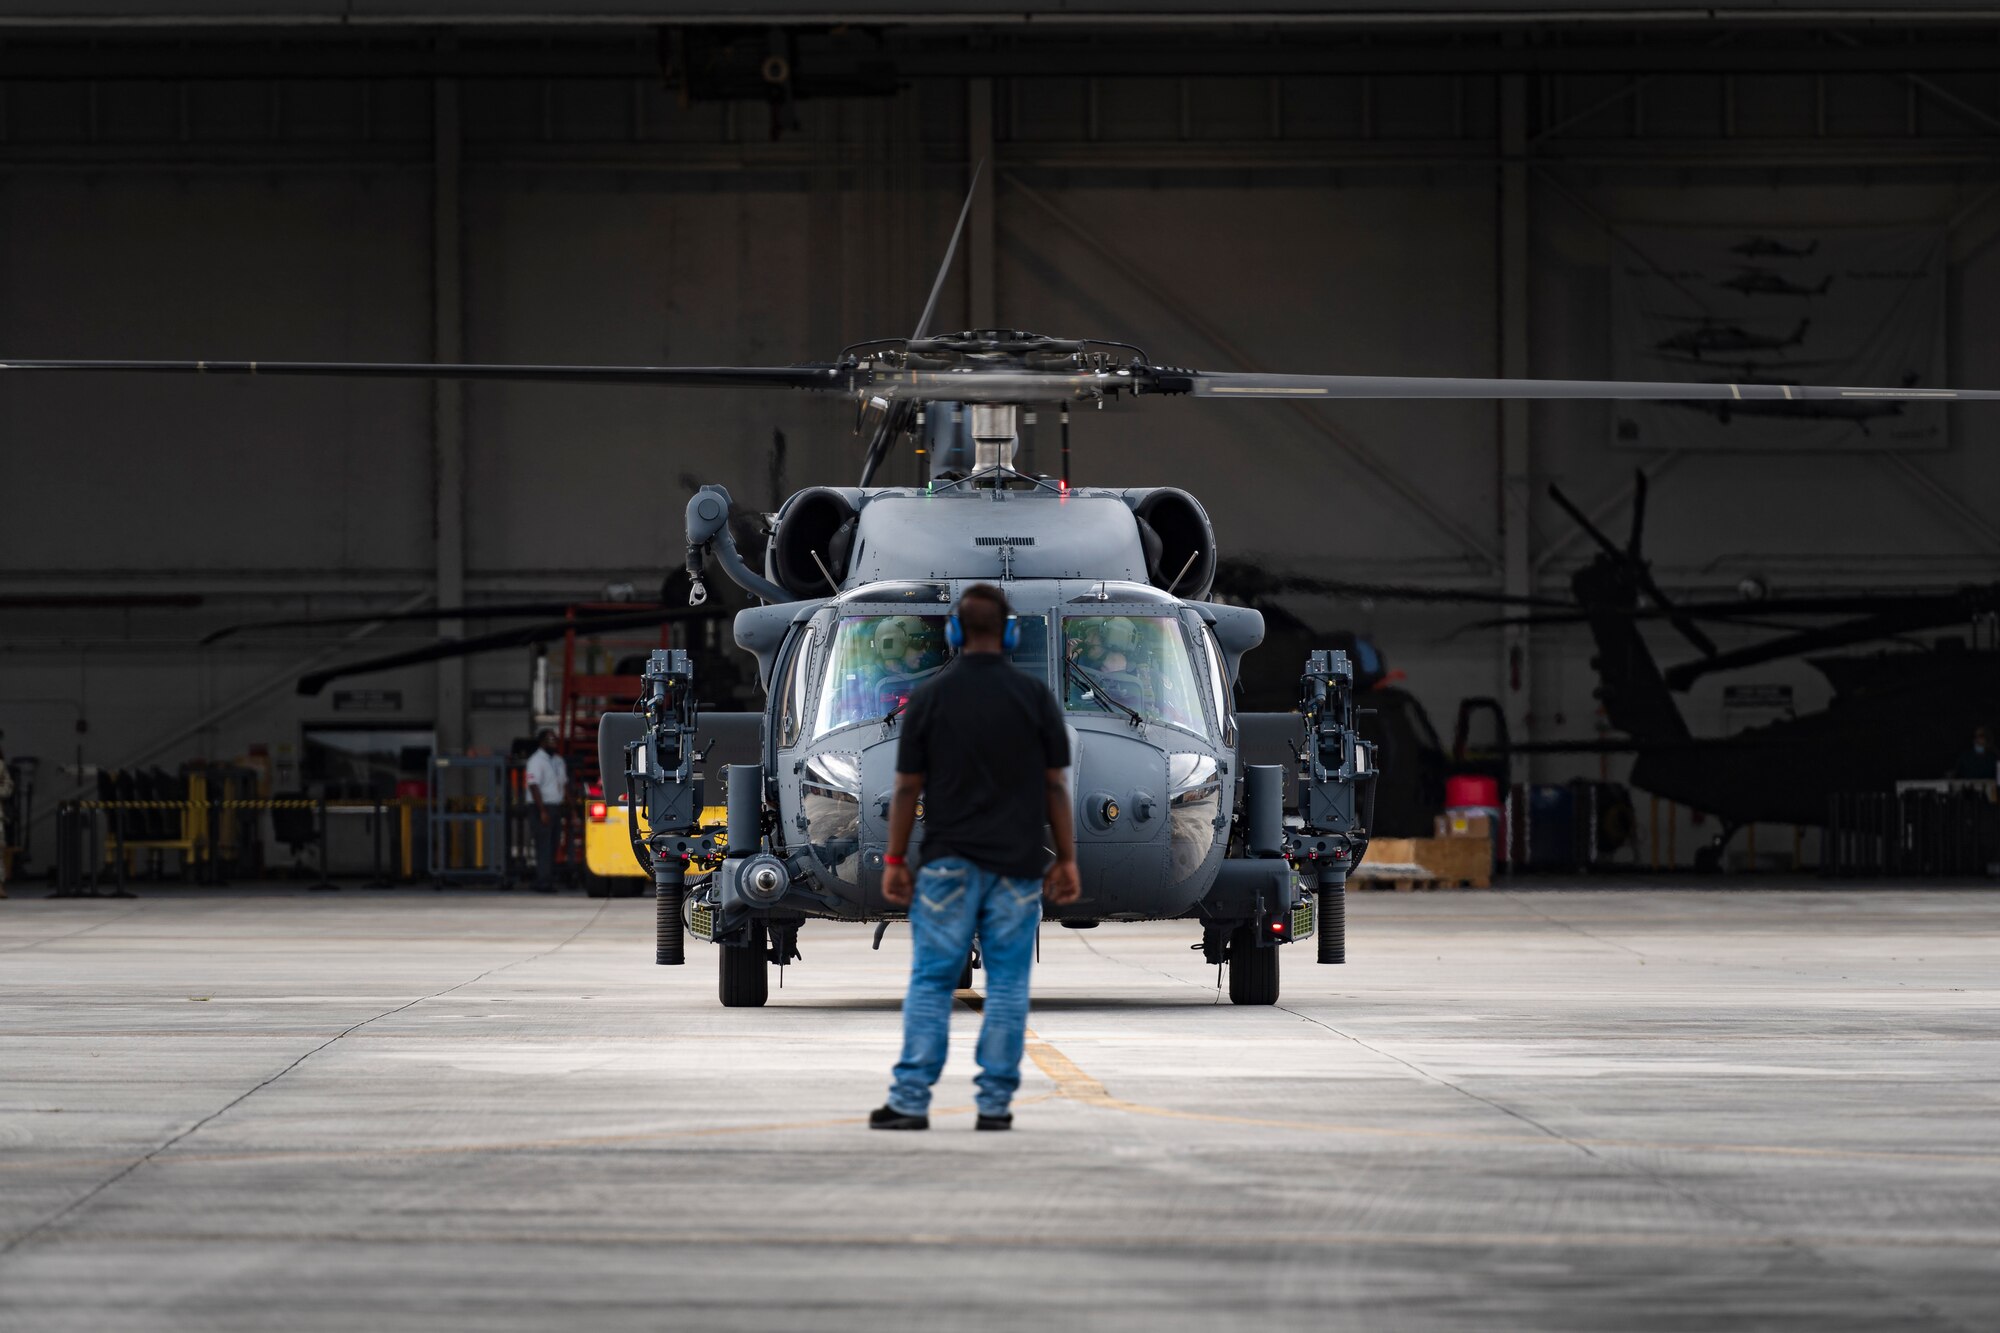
[2,40,1997,862]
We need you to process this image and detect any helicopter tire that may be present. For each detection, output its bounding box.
[1693,844,1723,874]
[585,873,612,899]
[719,924,770,1008]
[1227,923,1280,1006]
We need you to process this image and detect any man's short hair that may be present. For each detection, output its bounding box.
[537,728,557,745]
[955,583,1010,639]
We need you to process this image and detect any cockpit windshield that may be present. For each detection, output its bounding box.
[1062,613,1209,736]
[812,613,951,737]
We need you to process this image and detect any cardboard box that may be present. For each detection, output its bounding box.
[1434,813,1493,840]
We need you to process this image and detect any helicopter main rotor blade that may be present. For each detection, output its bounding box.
[203,600,722,646]
[296,606,695,696]
[0,359,847,390]
[856,158,988,488]
[911,159,985,344]
[1177,371,2000,402]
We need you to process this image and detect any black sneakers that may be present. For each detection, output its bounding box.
[867,1105,1012,1131]
[869,1105,929,1131]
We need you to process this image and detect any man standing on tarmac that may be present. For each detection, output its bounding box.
[872,582,1080,1132]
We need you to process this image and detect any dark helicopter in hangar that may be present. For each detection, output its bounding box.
[7,173,1998,1004]
[1473,471,2000,869]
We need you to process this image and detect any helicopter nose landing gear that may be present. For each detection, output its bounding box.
[1226,922,1281,1006]
[719,922,769,1007]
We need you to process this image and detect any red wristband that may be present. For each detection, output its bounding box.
[883,854,907,867]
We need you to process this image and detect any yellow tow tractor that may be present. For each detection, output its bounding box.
[583,784,726,897]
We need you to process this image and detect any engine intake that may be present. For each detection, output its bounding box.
[1128,488,1216,600]
[770,487,861,599]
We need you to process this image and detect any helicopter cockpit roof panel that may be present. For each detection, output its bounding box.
[845,491,1148,587]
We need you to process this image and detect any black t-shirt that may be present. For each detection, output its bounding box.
[895,652,1071,879]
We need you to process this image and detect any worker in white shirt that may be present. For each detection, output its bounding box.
[524,728,568,893]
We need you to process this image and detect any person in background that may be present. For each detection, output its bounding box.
[1952,726,1998,781]
[525,728,568,893]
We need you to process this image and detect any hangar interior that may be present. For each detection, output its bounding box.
[4,6,2000,1332]
[4,5,1999,879]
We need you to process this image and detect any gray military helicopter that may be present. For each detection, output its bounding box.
[7,173,1999,1006]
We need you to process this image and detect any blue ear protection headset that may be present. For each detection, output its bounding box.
[944,606,1020,653]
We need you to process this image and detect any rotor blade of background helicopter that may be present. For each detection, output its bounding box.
[1463,610,1820,636]
[1464,589,1977,632]
[1547,480,1717,657]
[0,359,846,389]
[296,606,692,696]
[1661,606,1982,692]
[1176,372,2000,402]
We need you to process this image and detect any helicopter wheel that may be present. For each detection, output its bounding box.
[719,923,770,1008]
[1226,923,1280,1006]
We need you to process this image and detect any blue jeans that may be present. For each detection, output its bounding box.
[888,857,1043,1118]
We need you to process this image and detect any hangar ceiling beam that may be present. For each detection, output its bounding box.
[2,33,1999,79]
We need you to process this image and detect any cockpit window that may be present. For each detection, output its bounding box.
[1062,614,1208,736]
[812,613,951,737]
[1200,625,1235,747]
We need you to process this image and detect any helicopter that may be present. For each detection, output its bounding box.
[6,173,1998,1005]
[1649,316,1810,361]
[1470,472,2000,869]
[1717,266,1833,299]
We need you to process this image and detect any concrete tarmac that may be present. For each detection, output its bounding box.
[2,885,1997,1332]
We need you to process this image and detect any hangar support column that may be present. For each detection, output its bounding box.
[433,72,467,751]
[1498,74,1533,771]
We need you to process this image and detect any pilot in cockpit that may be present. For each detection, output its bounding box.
[873,616,945,711]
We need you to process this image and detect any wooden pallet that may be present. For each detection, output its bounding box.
[1348,861,1434,891]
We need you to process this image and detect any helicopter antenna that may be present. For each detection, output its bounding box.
[857,160,986,488]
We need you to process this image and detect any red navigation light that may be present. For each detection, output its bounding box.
[1270,921,1286,933]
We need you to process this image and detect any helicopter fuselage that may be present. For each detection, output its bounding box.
[611,472,1375,1006]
